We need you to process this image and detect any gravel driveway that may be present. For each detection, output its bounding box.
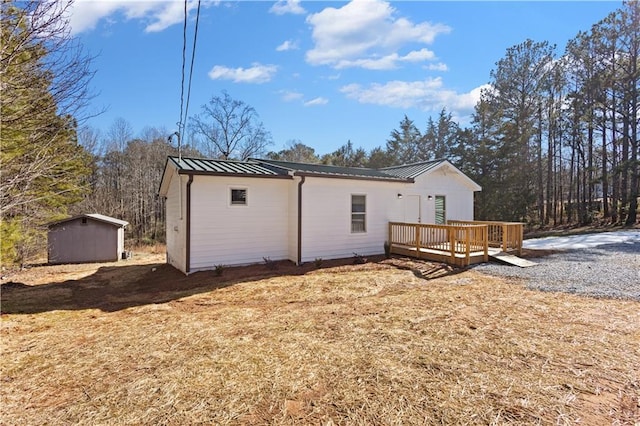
[473,230,640,300]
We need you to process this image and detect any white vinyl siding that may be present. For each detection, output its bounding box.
[351,194,366,233]
[412,169,475,224]
[165,172,186,272]
[435,195,446,224]
[190,176,289,270]
[300,179,405,262]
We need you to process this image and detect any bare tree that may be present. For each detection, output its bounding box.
[267,140,321,163]
[190,91,272,160]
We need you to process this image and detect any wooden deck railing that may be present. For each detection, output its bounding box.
[447,220,523,255]
[388,222,488,266]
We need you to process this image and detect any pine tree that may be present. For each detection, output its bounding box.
[1,1,94,265]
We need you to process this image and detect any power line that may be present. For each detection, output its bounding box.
[177,0,188,141]
[182,0,201,144]
[174,0,201,161]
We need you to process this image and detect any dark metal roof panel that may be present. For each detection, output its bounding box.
[381,159,447,179]
[255,159,411,182]
[168,156,289,176]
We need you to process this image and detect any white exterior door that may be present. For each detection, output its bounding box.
[403,195,421,223]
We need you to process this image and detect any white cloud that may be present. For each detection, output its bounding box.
[276,40,299,52]
[426,62,449,72]
[340,78,488,113]
[208,63,278,84]
[306,0,450,69]
[68,0,216,34]
[335,48,436,70]
[304,97,329,107]
[280,90,304,102]
[270,0,306,15]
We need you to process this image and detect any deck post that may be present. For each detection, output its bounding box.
[449,227,455,264]
[465,227,471,264]
[502,223,508,252]
[415,223,421,259]
[483,225,488,262]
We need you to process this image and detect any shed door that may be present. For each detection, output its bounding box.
[403,195,421,223]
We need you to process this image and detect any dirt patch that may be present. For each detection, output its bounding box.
[518,248,564,259]
[1,254,457,314]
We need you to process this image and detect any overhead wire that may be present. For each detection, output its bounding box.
[182,0,202,143]
[177,0,188,141]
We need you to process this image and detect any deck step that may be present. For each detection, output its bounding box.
[490,251,537,268]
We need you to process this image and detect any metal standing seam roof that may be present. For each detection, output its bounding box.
[165,156,448,182]
[380,159,447,179]
[168,156,290,177]
[254,159,412,182]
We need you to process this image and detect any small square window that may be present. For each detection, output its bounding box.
[81,217,88,225]
[231,188,247,205]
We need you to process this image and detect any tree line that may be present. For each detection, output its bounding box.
[269,1,640,226]
[1,0,637,266]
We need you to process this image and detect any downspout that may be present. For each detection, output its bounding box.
[297,175,305,265]
[178,169,183,219]
[185,174,194,274]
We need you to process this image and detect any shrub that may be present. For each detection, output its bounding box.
[263,257,278,270]
[314,258,323,268]
[214,264,225,276]
[352,252,367,264]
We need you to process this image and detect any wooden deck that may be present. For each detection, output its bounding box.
[388,221,524,267]
[448,220,523,255]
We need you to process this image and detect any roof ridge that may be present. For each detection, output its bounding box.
[169,155,258,164]
[256,158,376,171]
[253,158,411,182]
[380,158,447,170]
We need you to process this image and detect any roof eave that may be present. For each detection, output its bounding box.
[176,170,293,179]
[48,214,129,228]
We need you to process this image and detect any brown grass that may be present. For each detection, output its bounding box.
[1,253,638,425]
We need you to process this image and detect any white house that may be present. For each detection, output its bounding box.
[158,156,481,274]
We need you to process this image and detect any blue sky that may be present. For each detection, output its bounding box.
[71,0,621,156]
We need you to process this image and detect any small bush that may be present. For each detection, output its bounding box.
[352,252,367,264]
[214,264,225,276]
[263,257,278,270]
[314,258,323,268]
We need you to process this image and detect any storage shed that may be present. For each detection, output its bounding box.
[47,214,129,264]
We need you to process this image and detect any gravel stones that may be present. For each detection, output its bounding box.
[473,234,640,300]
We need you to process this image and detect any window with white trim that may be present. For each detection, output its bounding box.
[230,188,247,206]
[435,195,446,224]
[351,194,366,233]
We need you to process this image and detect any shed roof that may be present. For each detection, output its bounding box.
[48,213,129,228]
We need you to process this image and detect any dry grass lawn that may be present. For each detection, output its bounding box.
[1,251,638,425]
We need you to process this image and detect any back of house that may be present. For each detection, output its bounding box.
[158,156,480,274]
